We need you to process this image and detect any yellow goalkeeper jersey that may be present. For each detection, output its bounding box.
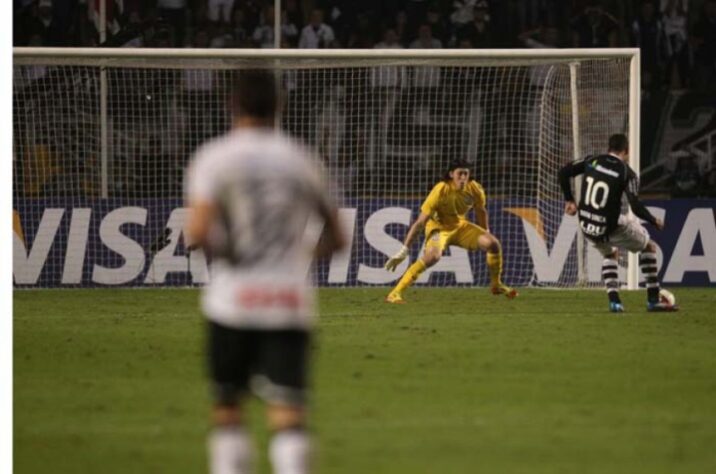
[421,180,486,232]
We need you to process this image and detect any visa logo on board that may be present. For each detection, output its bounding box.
[12,204,716,286]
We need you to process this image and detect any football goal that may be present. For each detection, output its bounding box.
[13,47,640,289]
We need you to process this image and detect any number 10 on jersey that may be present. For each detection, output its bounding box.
[584,176,610,209]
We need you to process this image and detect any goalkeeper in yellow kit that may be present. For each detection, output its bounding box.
[384,159,517,303]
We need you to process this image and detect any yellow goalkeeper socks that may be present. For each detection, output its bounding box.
[487,251,503,286]
[393,259,427,294]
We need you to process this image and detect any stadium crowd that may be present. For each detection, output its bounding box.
[13,0,716,91]
[13,0,716,200]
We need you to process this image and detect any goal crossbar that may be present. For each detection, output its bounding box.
[14,47,639,69]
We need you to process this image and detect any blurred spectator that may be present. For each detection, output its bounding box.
[157,0,187,47]
[69,1,98,47]
[393,10,410,46]
[457,1,495,48]
[345,11,376,48]
[210,24,234,48]
[410,23,442,48]
[375,27,403,50]
[238,0,264,33]
[229,8,251,47]
[106,9,144,47]
[671,153,703,197]
[17,0,66,46]
[450,0,480,28]
[299,9,335,48]
[252,5,276,48]
[251,5,299,48]
[632,0,667,91]
[150,18,174,48]
[319,0,362,47]
[691,0,716,90]
[207,0,234,24]
[36,0,59,41]
[662,0,690,89]
[570,2,619,47]
[85,0,135,44]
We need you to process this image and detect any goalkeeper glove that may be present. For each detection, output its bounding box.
[384,245,409,271]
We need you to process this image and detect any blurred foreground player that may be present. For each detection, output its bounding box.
[384,159,517,303]
[185,69,345,474]
[558,133,677,313]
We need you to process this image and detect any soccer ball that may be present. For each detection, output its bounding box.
[659,288,676,306]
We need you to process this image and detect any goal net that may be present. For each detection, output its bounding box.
[13,48,639,288]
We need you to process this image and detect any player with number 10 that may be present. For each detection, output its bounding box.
[558,133,678,313]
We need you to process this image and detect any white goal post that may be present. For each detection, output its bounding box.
[13,47,640,289]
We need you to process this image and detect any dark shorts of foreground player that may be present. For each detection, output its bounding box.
[207,321,310,407]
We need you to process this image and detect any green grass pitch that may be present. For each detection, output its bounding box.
[14,288,716,473]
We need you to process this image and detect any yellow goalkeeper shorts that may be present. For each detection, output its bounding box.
[424,220,487,253]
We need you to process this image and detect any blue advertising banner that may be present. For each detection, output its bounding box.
[12,198,716,287]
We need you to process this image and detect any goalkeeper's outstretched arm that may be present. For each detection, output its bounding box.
[384,212,430,271]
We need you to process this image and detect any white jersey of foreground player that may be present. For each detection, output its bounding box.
[186,127,330,330]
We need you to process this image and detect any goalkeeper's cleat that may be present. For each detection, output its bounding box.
[490,283,518,299]
[609,302,625,313]
[647,301,679,312]
[384,292,406,304]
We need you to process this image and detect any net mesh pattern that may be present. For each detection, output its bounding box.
[13,53,632,287]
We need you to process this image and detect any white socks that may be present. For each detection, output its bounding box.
[269,429,311,474]
[208,426,254,474]
[209,425,310,474]
[209,426,310,474]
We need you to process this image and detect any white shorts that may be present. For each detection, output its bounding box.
[592,215,650,257]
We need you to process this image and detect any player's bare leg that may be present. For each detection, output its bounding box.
[385,245,441,304]
[209,404,254,474]
[267,404,310,474]
[479,234,517,299]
